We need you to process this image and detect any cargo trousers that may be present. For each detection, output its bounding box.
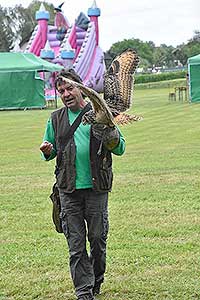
[59,188,109,298]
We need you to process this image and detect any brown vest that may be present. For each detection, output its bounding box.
[51,106,113,193]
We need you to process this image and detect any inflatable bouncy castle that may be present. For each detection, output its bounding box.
[24,0,105,92]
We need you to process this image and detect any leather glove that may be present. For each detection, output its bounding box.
[92,123,120,151]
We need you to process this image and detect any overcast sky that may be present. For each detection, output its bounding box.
[1,0,199,51]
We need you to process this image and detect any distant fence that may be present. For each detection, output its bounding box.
[161,67,187,73]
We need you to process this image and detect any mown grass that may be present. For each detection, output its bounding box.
[1,86,200,300]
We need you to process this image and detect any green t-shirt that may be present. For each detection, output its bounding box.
[68,109,93,189]
[42,109,125,189]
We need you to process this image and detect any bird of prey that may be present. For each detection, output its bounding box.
[61,48,141,126]
[60,76,115,127]
[103,48,141,124]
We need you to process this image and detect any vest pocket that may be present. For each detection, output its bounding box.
[56,151,67,188]
[56,144,76,190]
[99,167,113,190]
[57,168,67,188]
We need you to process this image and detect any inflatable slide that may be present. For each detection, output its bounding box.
[24,1,105,92]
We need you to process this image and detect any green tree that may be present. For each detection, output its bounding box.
[12,1,55,47]
[105,30,200,70]
[153,44,176,67]
[0,0,55,51]
[182,35,200,62]
[172,31,200,65]
[107,38,155,69]
[0,6,13,51]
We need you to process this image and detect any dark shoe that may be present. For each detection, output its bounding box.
[93,282,101,296]
[77,297,95,300]
[77,295,95,300]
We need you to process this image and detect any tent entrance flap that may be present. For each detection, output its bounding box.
[0,71,45,109]
[189,65,200,103]
[188,54,200,103]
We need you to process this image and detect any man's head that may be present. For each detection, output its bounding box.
[55,68,85,112]
[55,68,82,88]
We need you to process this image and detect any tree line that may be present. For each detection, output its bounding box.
[0,1,55,51]
[0,0,200,71]
[106,31,200,70]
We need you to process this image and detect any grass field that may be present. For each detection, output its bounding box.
[1,86,200,300]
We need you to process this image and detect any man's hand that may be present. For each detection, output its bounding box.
[40,141,53,156]
[92,124,120,151]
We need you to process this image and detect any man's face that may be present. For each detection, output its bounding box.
[57,81,83,111]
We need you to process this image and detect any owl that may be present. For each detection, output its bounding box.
[60,48,141,126]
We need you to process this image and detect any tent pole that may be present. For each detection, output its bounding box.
[55,85,57,108]
[43,71,46,108]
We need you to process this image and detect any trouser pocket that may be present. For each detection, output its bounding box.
[60,211,69,238]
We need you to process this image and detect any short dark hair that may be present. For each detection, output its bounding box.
[55,68,82,90]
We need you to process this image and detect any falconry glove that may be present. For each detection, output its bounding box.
[92,123,120,151]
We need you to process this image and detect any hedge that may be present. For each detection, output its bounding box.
[135,71,186,84]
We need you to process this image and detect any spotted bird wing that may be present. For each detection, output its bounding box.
[60,76,115,127]
[103,49,139,113]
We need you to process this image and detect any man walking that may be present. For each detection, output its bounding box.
[40,69,125,300]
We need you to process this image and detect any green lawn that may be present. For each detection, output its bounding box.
[1,87,200,300]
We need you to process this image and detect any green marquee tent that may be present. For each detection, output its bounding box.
[188,54,200,103]
[0,52,62,109]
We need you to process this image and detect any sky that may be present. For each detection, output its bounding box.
[1,0,199,51]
